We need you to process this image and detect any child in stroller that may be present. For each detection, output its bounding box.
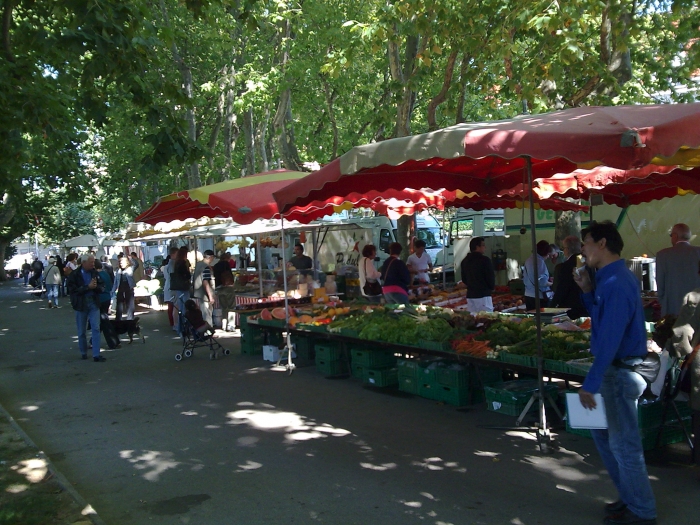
[184,299,212,336]
[173,299,229,361]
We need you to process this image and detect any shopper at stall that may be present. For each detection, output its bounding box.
[669,262,700,471]
[112,255,136,321]
[407,239,432,284]
[380,242,411,306]
[655,223,700,316]
[573,221,656,525]
[170,247,192,333]
[359,244,383,303]
[550,235,589,319]
[213,252,235,287]
[130,251,145,283]
[288,243,313,276]
[459,236,495,314]
[192,249,217,327]
[522,240,554,311]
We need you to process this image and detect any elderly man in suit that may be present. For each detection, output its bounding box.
[655,223,700,316]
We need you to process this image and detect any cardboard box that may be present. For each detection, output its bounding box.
[263,344,297,362]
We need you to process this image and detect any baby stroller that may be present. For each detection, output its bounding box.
[175,308,229,362]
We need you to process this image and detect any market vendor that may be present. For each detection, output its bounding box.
[522,240,554,311]
[460,236,495,314]
[669,260,700,472]
[287,243,314,277]
[550,235,588,319]
[407,239,432,284]
[213,252,234,287]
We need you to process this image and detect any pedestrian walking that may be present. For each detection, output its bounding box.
[66,255,106,362]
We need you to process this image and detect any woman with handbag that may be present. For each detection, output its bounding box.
[670,264,700,469]
[359,245,382,303]
[380,242,411,306]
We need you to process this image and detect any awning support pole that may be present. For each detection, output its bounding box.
[279,217,295,374]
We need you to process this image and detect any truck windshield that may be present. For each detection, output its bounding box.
[484,218,505,233]
[417,228,443,249]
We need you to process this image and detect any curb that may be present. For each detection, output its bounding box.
[0,402,108,525]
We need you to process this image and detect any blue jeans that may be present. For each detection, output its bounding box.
[46,284,59,306]
[591,362,656,519]
[383,291,410,306]
[75,302,101,358]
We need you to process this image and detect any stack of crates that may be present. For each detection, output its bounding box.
[565,396,693,450]
[291,334,315,360]
[349,345,398,387]
[398,358,422,394]
[315,341,348,377]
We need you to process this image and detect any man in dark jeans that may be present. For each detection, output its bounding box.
[460,236,495,314]
[67,255,107,362]
[574,221,656,525]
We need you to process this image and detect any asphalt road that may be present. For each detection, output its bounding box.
[0,279,697,525]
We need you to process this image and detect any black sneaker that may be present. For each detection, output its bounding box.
[93,356,107,362]
[604,509,656,525]
[81,354,88,360]
[606,501,627,516]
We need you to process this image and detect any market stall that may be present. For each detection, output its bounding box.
[273,103,700,451]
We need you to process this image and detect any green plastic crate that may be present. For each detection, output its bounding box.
[352,363,368,381]
[435,384,471,406]
[398,375,420,395]
[484,380,559,416]
[397,358,420,380]
[499,352,538,368]
[315,342,343,362]
[638,400,692,429]
[237,310,260,330]
[435,364,470,389]
[257,318,285,328]
[473,364,504,386]
[418,339,452,352]
[350,347,396,367]
[640,419,692,451]
[365,367,398,387]
[291,335,315,360]
[419,381,441,400]
[316,359,349,377]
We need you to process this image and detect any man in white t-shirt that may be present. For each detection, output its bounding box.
[407,239,433,284]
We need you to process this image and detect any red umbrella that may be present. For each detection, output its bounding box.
[273,104,700,215]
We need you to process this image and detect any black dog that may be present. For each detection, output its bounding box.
[110,318,145,344]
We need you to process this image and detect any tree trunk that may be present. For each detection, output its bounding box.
[223,80,238,180]
[207,66,228,171]
[427,48,458,131]
[256,107,270,172]
[322,80,339,159]
[455,54,469,123]
[554,211,581,248]
[273,89,303,171]
[244,107,256,175]
[396,215,416,263]
[0,238,9,280]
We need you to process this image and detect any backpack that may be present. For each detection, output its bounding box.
[64,265,73,276]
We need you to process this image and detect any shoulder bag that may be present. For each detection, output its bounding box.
[362,259,382,296]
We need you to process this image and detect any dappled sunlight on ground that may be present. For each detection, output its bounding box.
[225,401,351,444]
[522,452,600,482]
[12,457,48,483]
[19,405,40,412]
[119,450,180,482]
[410,456,466,473]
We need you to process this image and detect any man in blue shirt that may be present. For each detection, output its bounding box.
[574,221,656,525]
[66,255,107,362]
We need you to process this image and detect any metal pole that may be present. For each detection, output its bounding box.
[279,218,295,373]
[525,157,552,452]
[257,234,263,298]
[441,210,447,289]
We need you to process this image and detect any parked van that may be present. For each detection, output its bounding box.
[434,209,505,268]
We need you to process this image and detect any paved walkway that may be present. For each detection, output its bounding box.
[0,278,697,524]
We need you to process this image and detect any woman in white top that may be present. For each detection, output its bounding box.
[359,244,382,303]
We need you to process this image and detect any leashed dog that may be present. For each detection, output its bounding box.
[110,318,145,344]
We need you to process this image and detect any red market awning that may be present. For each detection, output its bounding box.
[273,104,700,217]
